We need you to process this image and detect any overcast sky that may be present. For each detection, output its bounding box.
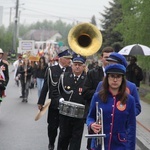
[1,0,112,28]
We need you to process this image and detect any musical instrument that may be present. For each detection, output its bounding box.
[68,22,102,56]
[24,64,27,83]
[59,101,85,118]
[85,102,105,150]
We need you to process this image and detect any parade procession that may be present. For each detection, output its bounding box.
[0,0,150,150]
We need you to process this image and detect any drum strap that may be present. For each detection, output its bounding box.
[59,73,73,101]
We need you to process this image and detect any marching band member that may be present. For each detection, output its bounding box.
[17,57,33,102]
[0,48,9,103]
[37,46,72,150]
[56,54,86,150]
[87,64,136,150]
[96,52,141,116]
[82,47,114,150]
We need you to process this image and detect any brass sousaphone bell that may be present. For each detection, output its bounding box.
[68,22,103,56]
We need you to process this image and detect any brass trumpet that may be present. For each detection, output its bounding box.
[85,102,105,150]
[96,102,105,150]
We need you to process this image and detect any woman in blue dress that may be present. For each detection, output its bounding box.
[86,64,136,150]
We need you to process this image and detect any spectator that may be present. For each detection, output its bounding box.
[126,56,143,90]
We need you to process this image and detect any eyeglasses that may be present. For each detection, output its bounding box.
[108,74,123,80]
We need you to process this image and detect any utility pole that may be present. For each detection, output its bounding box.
[13,0,19,53]
[9,7,12,25]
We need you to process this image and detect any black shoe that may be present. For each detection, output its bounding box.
[24,98,28,103]
[48,144,54,150]
[20,96,23,98]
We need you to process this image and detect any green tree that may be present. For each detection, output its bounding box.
[100,0,123,52]
[91,15,97,26]
[116,0,150,46]
[116,0,150,71]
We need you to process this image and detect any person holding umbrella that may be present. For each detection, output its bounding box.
[126,56,143,90]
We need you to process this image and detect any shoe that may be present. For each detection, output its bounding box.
[48,144,54,150]
[24,98,28,103]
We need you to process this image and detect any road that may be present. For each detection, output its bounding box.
[0,66,141,150]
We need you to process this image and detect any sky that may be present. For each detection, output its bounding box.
[0,0,113,28]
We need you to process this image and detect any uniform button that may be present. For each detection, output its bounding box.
[110,133,111,135]
[110,123,112,125]
[111,114,113,116]
[112,105,114,107]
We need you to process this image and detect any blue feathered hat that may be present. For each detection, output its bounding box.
[106,52,127,68]
[105,64,126,75]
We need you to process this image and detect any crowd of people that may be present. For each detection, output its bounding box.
[0,44,144,150]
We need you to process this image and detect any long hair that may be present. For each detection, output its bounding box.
[99,74,127,104]
[38,56,46,69]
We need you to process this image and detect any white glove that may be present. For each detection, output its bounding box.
[59,98,64,103]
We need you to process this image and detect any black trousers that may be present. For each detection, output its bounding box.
[20,79,30,99]
[47,109,59,147]
[57,115,84,150]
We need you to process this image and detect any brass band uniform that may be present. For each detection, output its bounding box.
[87,64,136,150]
[56,54,86,150]
[37,47,72,150]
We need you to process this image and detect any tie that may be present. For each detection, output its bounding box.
[62,68,65,72]
[74,76,78,83]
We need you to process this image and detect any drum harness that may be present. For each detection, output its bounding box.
[47,67,73,101]
[58,73,73,102]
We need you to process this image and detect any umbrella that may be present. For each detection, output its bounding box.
[118,44,150,56]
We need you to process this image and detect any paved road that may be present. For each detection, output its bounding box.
[0,66,142,150]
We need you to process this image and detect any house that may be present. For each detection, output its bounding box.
[22,29,62,41]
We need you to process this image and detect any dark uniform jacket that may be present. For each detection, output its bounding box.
[126,63,143,88]
[37,64,72,109]
[82,66,104,117]
[0,60,9,87]
[56,72,86,106]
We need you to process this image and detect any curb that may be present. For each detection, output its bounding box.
[136,121,150,150]
[136,137,150,150]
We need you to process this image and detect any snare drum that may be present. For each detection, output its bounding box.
[59,101,85,118]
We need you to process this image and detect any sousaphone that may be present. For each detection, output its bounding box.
[68,22,102,56]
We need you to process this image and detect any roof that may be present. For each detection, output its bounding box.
[22,29,62,41]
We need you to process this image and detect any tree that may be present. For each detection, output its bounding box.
[100,0,123,51]
[90,15,97,26]
[116,0,150,46]
[116,0,150,71]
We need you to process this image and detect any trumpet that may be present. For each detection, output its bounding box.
[85,102,105,150]
[96,102,105,150]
